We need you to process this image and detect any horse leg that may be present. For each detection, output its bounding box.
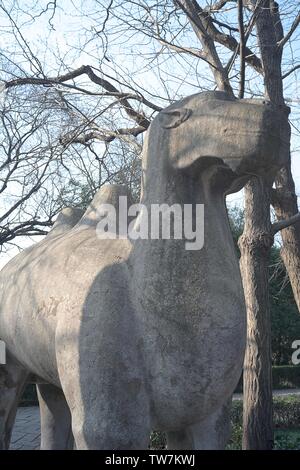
[37,383,74,450]
[0,353,29,449]
[57,340,151,449]
[166,400,231,450]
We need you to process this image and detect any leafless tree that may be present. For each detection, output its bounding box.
[0,86,61,250]
[0,10,143,250]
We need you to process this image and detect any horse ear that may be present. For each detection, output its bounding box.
[159,108,192,129]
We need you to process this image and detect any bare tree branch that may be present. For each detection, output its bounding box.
[157,37,207,60]
[178,0,263,75]
[174,0,234,95]
[272,213,300,235]
[60,126,145,146]
[282,64,300,80]
[3,65,156,128]
[277,10,300,50]
[204,0,236,12]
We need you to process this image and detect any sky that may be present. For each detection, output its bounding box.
[0,0,300,267]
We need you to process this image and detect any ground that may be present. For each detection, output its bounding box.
[8,389,300,450]
[10,407,40,450]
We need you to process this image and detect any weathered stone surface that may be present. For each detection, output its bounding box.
[47,207,84,239]
[0,91,289,449]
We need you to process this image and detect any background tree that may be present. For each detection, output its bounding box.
[230,206,300,367]
[0,86,61,250]
[0,70,142,252]
[269,246,300,366]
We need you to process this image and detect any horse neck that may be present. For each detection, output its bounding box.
[132,162,236,301]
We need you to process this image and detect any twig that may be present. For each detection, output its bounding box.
[238,0,245,99]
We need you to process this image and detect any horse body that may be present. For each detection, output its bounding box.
[0,91,290,449]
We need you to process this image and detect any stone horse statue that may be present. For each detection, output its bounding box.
[0,91,289,449]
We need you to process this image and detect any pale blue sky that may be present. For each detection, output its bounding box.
[0,0,299,265]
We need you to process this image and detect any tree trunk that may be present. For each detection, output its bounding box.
[273,164,300,313]
[239,0,276,450]
[255,0,300,314]
[239,0,300,450]
[239,178,274,450]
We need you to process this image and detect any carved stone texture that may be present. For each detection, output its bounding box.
[0,91,289,449]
